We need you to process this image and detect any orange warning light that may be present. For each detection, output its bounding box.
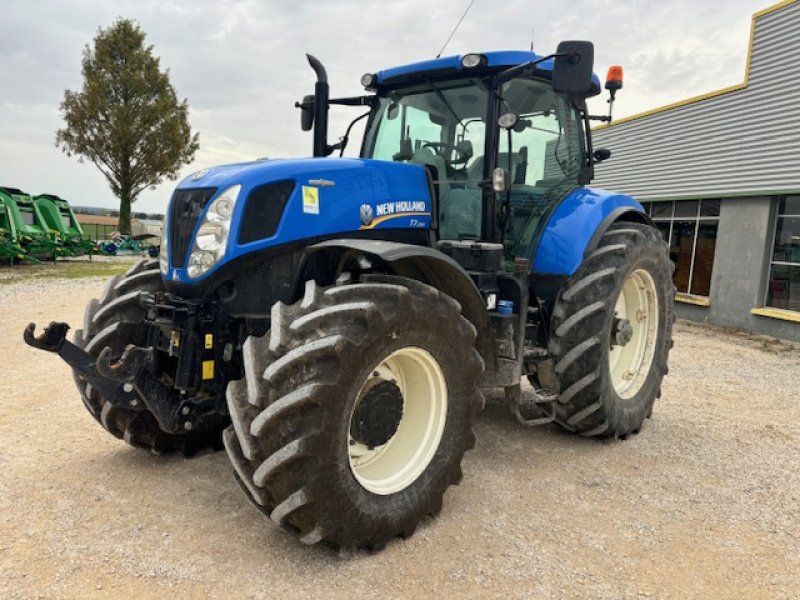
[605,65,624,90]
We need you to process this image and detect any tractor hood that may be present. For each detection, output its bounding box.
[165,158,433,284]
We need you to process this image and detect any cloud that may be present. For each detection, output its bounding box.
[0,0,768,213]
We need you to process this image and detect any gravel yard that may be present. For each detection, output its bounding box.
[1,270,799,599]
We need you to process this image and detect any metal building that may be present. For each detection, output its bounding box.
[592,0,800,341]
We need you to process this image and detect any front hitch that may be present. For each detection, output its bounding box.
[24,322,144,411]
[23,321,212,434]
[23,321,70,352]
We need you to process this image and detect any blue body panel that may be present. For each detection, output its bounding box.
[532,187,643,276]
[164,49,633,285]
[376,50,602,93]
[166,158,431,283]
[167,160,644,283]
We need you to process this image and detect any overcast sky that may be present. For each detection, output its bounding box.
[0,0,771,214]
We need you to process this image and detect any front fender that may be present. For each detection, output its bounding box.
[303,239,497,369]
[533,187,649,276]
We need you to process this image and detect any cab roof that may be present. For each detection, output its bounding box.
[375,50,601,96]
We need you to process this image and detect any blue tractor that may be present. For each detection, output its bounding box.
[26,43,674,550]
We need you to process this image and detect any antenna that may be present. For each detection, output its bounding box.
[530,27,534,52]
[436,0,478,58]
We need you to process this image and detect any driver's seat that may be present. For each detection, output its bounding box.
[410,148,452,231]
[410,147,450,200]
[410,147,480,240]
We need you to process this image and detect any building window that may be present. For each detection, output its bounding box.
[766,196,800,312]
[640,200,720,297]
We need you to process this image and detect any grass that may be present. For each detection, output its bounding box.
[0,256,141,285]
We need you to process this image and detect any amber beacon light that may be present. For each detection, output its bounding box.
[605,65,624,91]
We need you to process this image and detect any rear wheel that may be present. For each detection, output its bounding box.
[548,223,674,438]
[224,275,483,549]
[73,259,227,454]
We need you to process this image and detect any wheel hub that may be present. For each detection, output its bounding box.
[612,317,633,346]
[351,380,404,449]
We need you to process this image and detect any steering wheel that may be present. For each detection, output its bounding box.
[422,142,469,165]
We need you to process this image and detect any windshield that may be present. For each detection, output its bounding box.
[363,77,585,253]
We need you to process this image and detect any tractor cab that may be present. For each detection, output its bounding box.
[300,45,614,268]
[361,52,593,262]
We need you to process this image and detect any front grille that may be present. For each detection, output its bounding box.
[169,187,217,268]
[238,180,295,244]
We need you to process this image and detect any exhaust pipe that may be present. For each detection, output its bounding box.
[306,54,330,157]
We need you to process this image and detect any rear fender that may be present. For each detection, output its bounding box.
[533,187,650,277]
[301,239,497,369]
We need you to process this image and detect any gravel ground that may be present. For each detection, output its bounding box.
[1,276,799,599]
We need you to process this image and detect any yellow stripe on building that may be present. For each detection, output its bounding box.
[595,0,797,130]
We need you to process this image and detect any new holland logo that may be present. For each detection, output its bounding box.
[359,204,373,226]
[191,168,209,181]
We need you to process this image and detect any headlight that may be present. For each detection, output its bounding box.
[461,53,486,69]
[360,73,376,89]
[186,184,242,279]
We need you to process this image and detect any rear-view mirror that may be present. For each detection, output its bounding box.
[300,94,315,131]
[552,41,594,95]
[593,148,612,162]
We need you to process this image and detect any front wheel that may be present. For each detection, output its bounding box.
[548,223,675,438]
[224,275,484,549]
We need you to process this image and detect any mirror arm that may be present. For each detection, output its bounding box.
[328,95,376,107]
[496,52,564,84]
[576,98,595,186]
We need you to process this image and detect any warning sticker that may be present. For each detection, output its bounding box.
[202,360,215,380]
[302,186,319,214]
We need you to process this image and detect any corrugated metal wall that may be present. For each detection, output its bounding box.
[591,1,800,200]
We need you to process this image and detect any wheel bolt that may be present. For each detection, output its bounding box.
[181,406,191,416]
[183,421,193,431]
[123,382,133,393]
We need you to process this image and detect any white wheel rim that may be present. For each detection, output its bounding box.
[348,347,448,496]
[608,268,659,399]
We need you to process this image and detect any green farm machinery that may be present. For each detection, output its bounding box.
[0,209,37,264]
[34,193,97,256]
[0,187,103,263]
[97,232,160,257]
[0,187,58,261]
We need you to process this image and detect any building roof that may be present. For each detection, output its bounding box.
[133,218,163,227]
[592,0,800,201]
